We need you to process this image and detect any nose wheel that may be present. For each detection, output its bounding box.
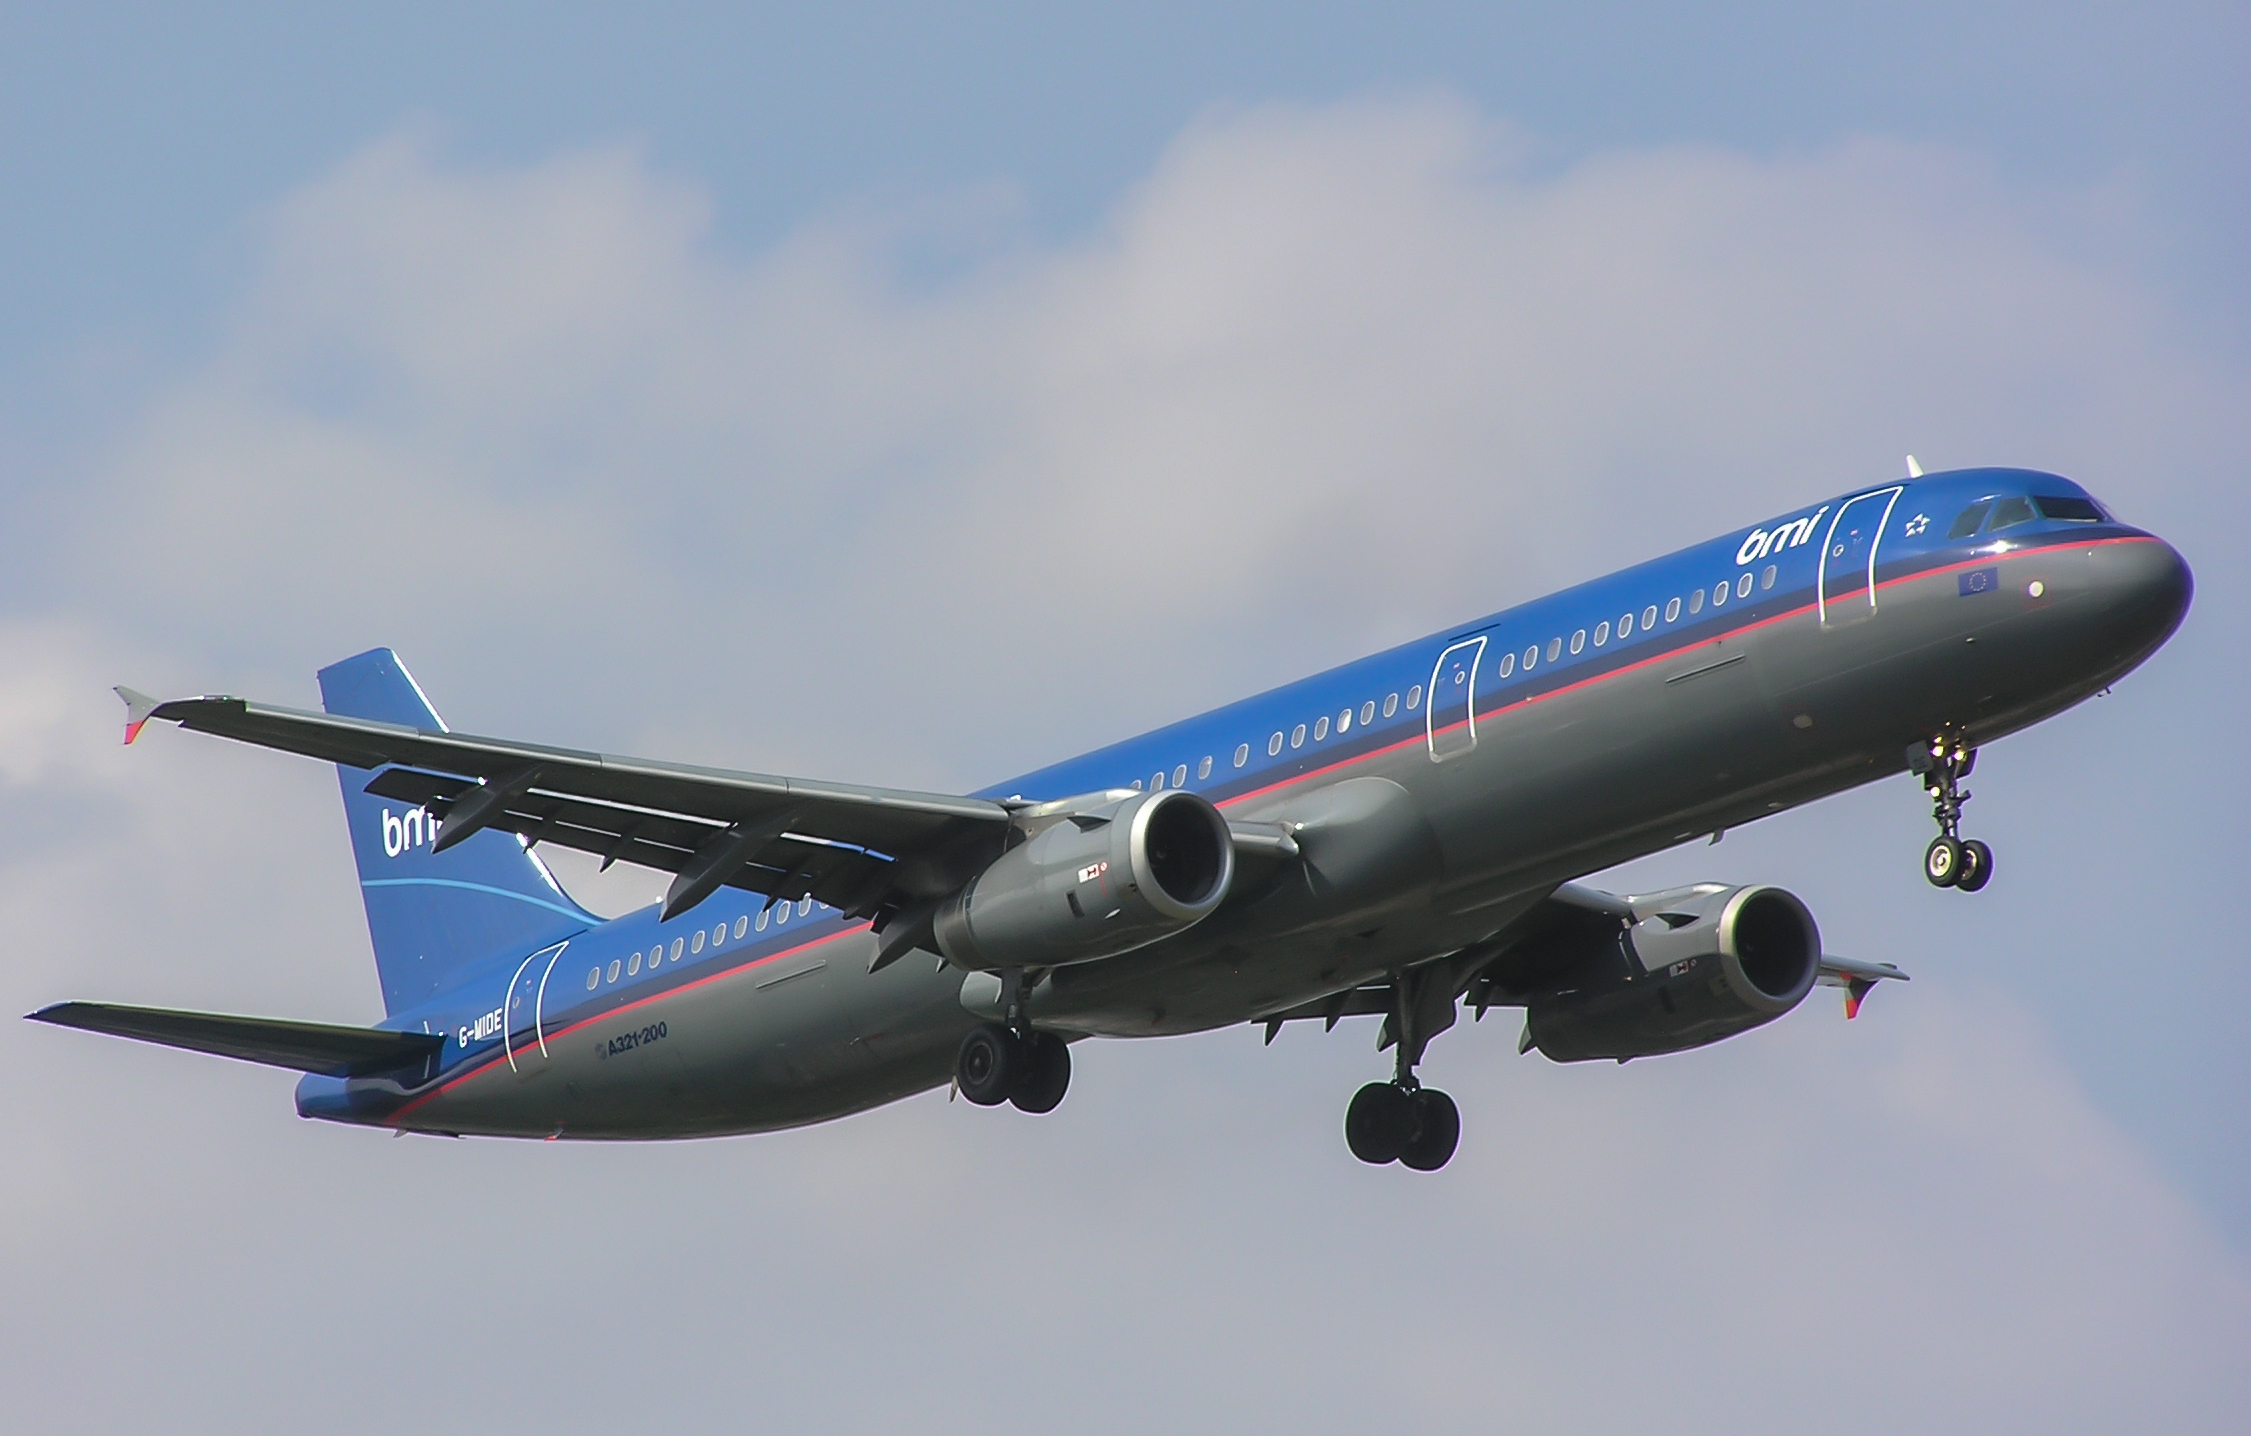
[1910,740,1994,892]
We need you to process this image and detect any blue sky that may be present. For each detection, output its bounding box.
[1,6,2245,1431]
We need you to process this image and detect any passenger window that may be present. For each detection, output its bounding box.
[1947,501,1994,538]
[1988,496,2035,530]
[586,967,600,990]
[1407,686,1422,709]
[1313,716,1329,741]
[691,930,705,955]
[797,898,812,917]
[1383,693,1399,717]
[755,908,768,931]
[1593,621,1610,647]
[1666,597,1682,622]
[776,902,790,924]
[734,916,749,939]
[2035,495,2104,522]
[1644,605,1659,629]
[1291,724,1306,748]
[1522,645,1537,670]
[1497,652,1514,677]
[713,922,727,947]
[1197,756,1212,780]
[1761,564,1776,590]
[1151,770,1165,791]
[1359,701,1375,725]
[1570,629,1585,654]
[627,952,641,975]
[1546,637,1561,661]
[1737,572,1753,598]
[1618,612,1633,638]
[1173,763,1189,786]
[1268,732,1284,756]
[1234,743,1250,767]
[1131,779,1143,791]
[1712,581,1728,606]
[671,937,685,959]
[1689,588,1704,614]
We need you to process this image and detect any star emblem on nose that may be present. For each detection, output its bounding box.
[1903,513,1931,537]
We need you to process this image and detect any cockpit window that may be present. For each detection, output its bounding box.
[1947,501,1993,539]
[2034,495,2104,522]
[1987,496,2036,531]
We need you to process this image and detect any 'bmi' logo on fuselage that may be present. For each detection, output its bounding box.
[1736,506,1830,567]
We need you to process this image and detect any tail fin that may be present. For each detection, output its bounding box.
[318,649,595,1015]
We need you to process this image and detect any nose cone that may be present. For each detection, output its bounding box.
[2095,535,2193,661]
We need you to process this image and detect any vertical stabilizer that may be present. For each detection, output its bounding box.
[318,649,594,1015]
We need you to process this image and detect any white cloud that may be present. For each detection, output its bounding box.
[4,96,2246,1430]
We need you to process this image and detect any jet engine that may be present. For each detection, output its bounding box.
[933,789,1235,971]
[1521,884,1821,1062]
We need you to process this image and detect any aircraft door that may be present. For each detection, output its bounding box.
[1427,635,1488,762]
[503,940,569,1074]
[1818,487,1905,626]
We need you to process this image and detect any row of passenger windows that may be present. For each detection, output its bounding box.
[585,897,819,990]
[1124,558,1795,793]
[1129,686,1428,795]
[1491,564,1780,679]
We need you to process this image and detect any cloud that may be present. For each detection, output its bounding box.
[3,96,2246,1430]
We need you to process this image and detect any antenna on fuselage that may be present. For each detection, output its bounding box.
[1905,455,1924,478]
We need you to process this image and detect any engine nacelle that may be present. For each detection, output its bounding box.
[933,789,1235,971]
[1523,884,1821,1062]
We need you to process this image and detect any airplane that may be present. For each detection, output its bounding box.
[28,465,2189,1171]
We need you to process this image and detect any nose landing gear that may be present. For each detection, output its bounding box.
[1910,739,1994,892]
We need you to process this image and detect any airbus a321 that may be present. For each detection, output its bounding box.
[30,465,2189,1170]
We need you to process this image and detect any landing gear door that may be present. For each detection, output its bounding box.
[503,940,568,1074]
[1818,487,1905,627]
[1427,635,1488,762]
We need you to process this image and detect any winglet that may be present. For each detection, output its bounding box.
[1818,953,1908,1019]
[114,686,161,745]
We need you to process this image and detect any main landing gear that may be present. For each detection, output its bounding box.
[956,1023,1071,1113]
[1910,738,1994,892]
[1344,964,1462,1171]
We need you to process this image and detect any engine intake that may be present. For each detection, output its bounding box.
[1523,884,1820,1062]
[933,789,1234,971]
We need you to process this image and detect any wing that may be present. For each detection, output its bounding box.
[1253,882,1912,1037]
[138,693,1015,931]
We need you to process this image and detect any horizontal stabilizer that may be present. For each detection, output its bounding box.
[26,1001,443,1077]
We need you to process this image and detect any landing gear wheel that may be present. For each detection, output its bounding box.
[1956,839,1994,893]
[1345,1082,1415,1164]
[1924,835,1965,888]
[1009,1031,1072,1113]
[955,1023,1021,1106]
[1398,1088,1461,1171]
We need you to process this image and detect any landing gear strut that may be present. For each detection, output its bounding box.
[955,970,1072,1113]
[1910,738,1993,892]
[1344,965,1462,1171]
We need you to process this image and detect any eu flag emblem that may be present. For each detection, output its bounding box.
[1958,567,1998,596]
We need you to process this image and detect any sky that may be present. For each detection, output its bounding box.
[2,5,2246,1432]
